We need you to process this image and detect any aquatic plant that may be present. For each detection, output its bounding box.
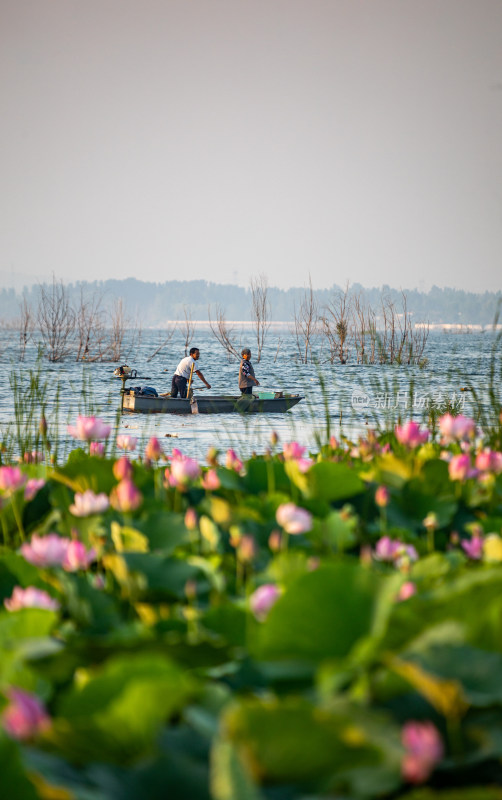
[0,408,500,795]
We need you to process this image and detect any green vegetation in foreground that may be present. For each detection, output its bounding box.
[0,411,502,799]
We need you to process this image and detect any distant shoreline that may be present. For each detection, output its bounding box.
[155,320,502,332]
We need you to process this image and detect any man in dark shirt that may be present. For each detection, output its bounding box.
[238,348,260,395]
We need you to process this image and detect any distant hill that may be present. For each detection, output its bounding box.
[0,278,500,326]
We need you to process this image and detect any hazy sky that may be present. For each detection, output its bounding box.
[1,0,501,292]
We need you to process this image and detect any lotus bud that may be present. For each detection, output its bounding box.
[268,530,282,552]
[237,535,256,563]
[184,508,198,530]
[375,486,390,508]
[113,456,133,481]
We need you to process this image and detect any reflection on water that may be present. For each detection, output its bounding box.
[0,327,499,462]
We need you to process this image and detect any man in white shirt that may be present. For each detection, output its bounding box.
[170,347,211,398]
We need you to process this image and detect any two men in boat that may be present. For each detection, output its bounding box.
[169,346,259,398]
[170,347,211,398]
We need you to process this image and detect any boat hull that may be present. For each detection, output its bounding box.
[122,393,302,415]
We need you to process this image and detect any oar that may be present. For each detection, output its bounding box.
[186,360,195,398]
[187,362,200,414]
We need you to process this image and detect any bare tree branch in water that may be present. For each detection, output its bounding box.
[366,304,378,364]
[208,304,240,360]
[146,323,177,363]
[18,296,34,362]
[103,298,142,362]
[292,276,319,363]
[106,298,126,362]
[379,294,401,363]
[353,292,368,364]
[37,276,75,362]
[320,283,352,364]
[379,291,429,365]
[75,287,108,362]
[411,320,430,365]
[250,274,271,362]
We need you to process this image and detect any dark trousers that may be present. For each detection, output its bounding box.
[240,386,253,395]
[171,375,188,398]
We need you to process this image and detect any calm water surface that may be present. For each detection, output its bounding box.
[0,327,499,462]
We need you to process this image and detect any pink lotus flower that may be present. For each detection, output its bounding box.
[276,503,313,535]
[116,434,137,451]
[163,466,172,487]
[461,535,484,560]
[329,435,339,449]
[448,454,477,482]
[69,490,109,517]
[4,586,60,612]
[24,478,46,502]
[2,688,50,741]
[67,416,111,441]
[0,466,27,494]
[225,449,243,473]
[145,436,163,461]
[401,721,443,784]
[63,540,97,571]
[268,530,282,551]
[283,441,313,472]
[374,536,418,564]
[20,533,69,568]
[90,441,105,457]
[396,581,416,602]
[170,457,201,488]
[283,441,306,460]
[23,450,43,464]
[438,414,476,443]
[475,450,502,474]
[201,469,221,490]
[250,584,280,621]
[113,456,133,481]
[374,536,400,561]
[395,421,429,448]
[110,478,143,512]
[375,486,390,508]
[184,508,198,530]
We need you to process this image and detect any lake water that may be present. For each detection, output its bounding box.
[0,326,500,462]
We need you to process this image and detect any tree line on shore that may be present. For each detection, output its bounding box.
[0,276,500,326]
[0,274,499,365]
[0,275,430,366]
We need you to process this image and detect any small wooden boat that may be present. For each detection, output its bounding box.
[122,390,303,415]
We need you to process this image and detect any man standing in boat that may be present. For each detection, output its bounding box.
[239,348,260,395]
[171,348,211,398]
